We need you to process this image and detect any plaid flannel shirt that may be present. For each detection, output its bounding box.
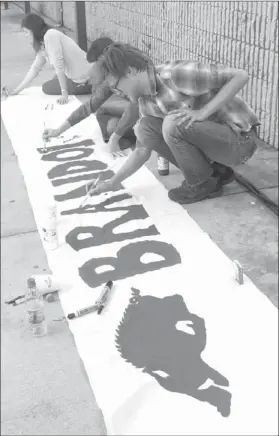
[139,60,260,133]
[67,60,259,136]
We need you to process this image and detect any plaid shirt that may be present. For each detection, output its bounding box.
[139,60,260,133]
[68,60,259,136]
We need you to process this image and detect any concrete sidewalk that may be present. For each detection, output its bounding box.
[1,6,106,436]
[1,4,278,436]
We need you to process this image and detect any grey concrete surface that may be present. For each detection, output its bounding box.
[146,149,279,307]
[1,5,106,436]
[1,3,278,436]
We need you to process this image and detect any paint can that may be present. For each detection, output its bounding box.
[30,274,60,295]
[41,202,59,250]
[157,155,169,176]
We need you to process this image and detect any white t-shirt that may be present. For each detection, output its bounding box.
[29,29,93,84]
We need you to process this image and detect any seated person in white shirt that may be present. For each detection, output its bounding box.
[1,13,93,105]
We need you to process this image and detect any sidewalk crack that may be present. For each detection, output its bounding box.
[1,229,38,239]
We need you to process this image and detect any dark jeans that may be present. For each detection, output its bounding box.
[135,115,258,187]
[95,95,136,150]
[42,75,92,95]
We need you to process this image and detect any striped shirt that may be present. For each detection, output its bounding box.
[139,60,260,133]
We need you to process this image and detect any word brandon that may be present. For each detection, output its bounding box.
[37,139,181,288]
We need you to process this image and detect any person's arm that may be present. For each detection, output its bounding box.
[12,53,46,95]
[171,62,249,118]
[43,81,113,139]
[109,102,139,144]
[89,140,153,196]
[110,143,152,185]
[67,81,113,127]
[44,30,68,97]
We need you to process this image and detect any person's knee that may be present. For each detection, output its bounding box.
[134,116,162,143]
[42,81,56,95]
[162,114,179,143]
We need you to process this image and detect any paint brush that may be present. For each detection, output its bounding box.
[78,160,118,208]
[79,175,101,208]
[42,104,53,152]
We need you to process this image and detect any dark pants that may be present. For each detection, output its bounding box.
[95,95,137,150]
[135,115,258,187]
[42,75,92,95]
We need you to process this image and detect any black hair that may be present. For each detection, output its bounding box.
[100,43,151,78]
[86,36,114,63]
[21,13,51,52]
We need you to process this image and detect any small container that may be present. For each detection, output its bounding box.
[45,202,57,221]
[31,274,60,295]
[41,202,59,250]
[26,278,47,337]
[157,156,169,176]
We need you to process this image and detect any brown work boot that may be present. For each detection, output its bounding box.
[168,176,223,204]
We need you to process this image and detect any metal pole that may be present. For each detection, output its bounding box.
[75,1,87,51]
[60,1,64,27]
[24,1,30,14]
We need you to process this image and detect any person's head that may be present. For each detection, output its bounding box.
[21,13,51,52]
[86,36,114,63]
[100,43,153,101]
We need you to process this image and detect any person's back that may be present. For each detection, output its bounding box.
[43,29,92,84]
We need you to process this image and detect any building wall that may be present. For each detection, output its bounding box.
[30,1,62,23]
[61,1,76,32]
[19,1,280,148]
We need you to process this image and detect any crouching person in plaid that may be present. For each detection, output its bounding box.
[89,43,259,204]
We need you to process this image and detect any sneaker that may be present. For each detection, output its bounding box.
[212,163,235,186]
[168,176,223,204]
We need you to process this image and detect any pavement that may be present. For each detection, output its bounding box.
[1,4,278,436]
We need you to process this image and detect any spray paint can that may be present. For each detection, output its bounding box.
[41,202,59,250]
[157,155,169,176]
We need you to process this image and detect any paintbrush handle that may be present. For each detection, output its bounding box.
[79,176,101,207]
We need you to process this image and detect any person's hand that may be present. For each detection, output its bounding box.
[1,86,13,100]
[42,127,61,141]
[57,93,68,105]
[107,134,125,158]
[88,179,115,197]
[169,108,207,129]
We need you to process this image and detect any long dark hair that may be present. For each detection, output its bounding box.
[86,36,114,63]
[21,13,51,52]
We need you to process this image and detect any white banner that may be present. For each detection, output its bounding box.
[1,88,278,436]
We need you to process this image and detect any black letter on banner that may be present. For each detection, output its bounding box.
[42,147,93,162]
[61,192,132,216]
[48,159,106,179]
[66,205,159,249]
[37,139,94,155]
[79,240,181,288]
[52,170,114,187]
[54,171,118,202]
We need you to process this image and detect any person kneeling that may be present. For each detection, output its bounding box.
[87,43,259,204]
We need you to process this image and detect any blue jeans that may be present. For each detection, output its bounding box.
[135,115,258,187]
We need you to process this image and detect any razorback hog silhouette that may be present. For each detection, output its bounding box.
[115,288,232,417]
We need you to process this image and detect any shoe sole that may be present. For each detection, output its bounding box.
[168,186,223,204]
